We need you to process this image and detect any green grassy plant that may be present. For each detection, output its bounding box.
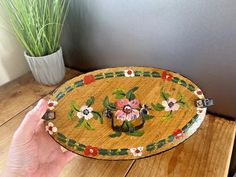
[0,0,70,57]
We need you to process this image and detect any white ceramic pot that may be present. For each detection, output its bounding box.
[24,47,65,85]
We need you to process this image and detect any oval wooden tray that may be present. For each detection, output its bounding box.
[44,67,207,160]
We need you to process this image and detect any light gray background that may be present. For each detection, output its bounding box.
[61,0,236,119]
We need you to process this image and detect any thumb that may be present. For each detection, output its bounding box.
[14,99,48,141]
[62,151,77,164]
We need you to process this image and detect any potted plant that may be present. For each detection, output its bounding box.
[0,0,70,85]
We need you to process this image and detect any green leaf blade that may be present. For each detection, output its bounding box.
[125,130,144,137]
[86,96,95,107]
[92,111,103,124]
[109,131,122,138]
[151,103,165,111]
[68,110,75,120]
[75,118,84,128]
[84,122,95,130]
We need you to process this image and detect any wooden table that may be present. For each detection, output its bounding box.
[0,68,235,177]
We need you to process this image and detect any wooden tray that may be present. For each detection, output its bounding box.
[44,67,207,160]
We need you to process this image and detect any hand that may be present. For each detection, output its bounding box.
[2,99,76,177]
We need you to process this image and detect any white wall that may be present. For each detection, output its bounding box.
[0,7,29,86]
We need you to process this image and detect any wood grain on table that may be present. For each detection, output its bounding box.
[0,68,80,126]
[0,68,235,177]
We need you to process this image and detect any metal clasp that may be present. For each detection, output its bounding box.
[195,98,214,108]
[42,111,55,120]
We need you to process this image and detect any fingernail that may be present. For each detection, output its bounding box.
[35,99,47,111]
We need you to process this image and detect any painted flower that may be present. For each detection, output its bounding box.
[84,145,98,156]
[124,69,135,77]
[173,129,183,139]
[162,71,173,81]
[48,100,58,110]
[130,146,143,156]
[115,98,140,121]
[194,89,204,99]
[77,105,93,120]
[45,122,57,135]
[84,74,95,85]
[162,98,180,112]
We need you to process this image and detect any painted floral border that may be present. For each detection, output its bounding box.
[46,108,206,157]
[54,69,204,101]
[46,69,206,157]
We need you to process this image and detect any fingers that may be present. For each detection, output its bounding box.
[63,151,77,163]
[15,99,48,141]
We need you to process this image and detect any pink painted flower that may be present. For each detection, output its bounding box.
[124,69,135,77]
[130,146,143,156]
[45,122,57,135]
[115,98,140,121]
[162,98,180,112]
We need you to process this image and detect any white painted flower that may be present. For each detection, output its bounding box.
[77,105,93,120]
[45,122,57,135]
[48,100,58,110]
[162,98,180,112]
[124,69,135,77]
[194,89,204,99]
[130,146,144,156]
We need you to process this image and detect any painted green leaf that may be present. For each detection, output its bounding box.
[118,148,129,155]
[68,110,75,120]
[151,103,165,111]
[126,86,139,100]
[75,118,84,128]
[134,71,142,76]
[125,130,144,137]
[99,149,108,155]
[142,113,155,120]
[126,92,135,100]
[125,121,134,128]
[188,84,195,91]
[112,89,126,99]
[108,103,117,110]
[178,101,186,108]
[75,144,84,151]
[167,135,174,142]
[166,111,173,120]
[68,139,76,147]
[180,80,187,87]
[160,88,170,100]
[110,149,118,155]
[147,144,155,151]
[103,96,109,108]
[70,101,80,111]
[172,77,180,83]
[103,96,116,110]
[156,139,166,148]
[84,122,95,130]
[57,133,67,143]
[86,96,95,107]
[57,132,66,139]
[122,121,128,129]
[109,131,122,138]
[92,111,103,124]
